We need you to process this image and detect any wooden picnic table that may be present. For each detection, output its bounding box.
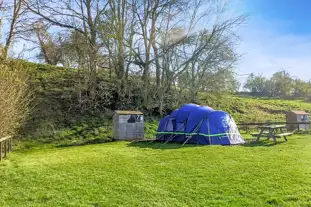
[251,124,293,143]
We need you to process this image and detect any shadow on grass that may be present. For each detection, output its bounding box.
[127,140,202,150]
[56,138,114,148]
[128,138,287,149]
[242,139,287,147]
[15,138,114,152]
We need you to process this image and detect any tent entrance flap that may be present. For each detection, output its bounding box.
[164,121,187,144]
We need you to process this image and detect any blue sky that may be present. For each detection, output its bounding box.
[237,0,311,84]
[245,0,311,34]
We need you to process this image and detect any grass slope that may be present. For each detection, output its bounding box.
[202,95,311,123]
[234,97,311,123]
[1,136,311,206]
[26,95,311,145]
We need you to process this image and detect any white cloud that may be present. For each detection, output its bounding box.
[236,17,311,84]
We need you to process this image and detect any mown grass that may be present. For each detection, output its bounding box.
[1,135,311,206]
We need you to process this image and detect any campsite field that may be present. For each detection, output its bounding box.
[1,136,311,207]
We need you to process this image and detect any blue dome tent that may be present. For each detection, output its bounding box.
[156,104,245,145]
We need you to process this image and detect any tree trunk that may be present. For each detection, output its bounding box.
[190,62,196,102]
[159,91,164,116]
[2,0,22,59]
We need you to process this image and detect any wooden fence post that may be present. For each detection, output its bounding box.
[6,140,8,154]
[297,124,300,133]
[4,140,7,158]
[10,138,12,151]
[0,136,13,161]
[8,139,10,152]
[0,142,2,161]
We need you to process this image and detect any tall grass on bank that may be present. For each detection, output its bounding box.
[0,62,32,137]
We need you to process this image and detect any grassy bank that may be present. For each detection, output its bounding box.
[199,95,311,123]
[21,95,311,147]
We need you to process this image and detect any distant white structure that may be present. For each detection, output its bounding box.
[113,110,144,140]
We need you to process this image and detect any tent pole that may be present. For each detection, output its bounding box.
[163,121,186,144]
[228,117,232,144]
[181,119,203,147]
[197,118,206,145]
[207,119,211,145]
[151,117,170,143]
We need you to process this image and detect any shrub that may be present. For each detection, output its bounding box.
[0,62,32,138]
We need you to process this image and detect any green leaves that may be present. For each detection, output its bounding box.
[244,73,267,93]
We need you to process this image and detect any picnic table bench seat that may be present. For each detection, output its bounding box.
[274,132,293,142]
[274,132,293,138]
[251,132,269,137]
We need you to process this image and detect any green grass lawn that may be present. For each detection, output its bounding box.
[1,136,311,207]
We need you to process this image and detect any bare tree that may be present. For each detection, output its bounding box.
[178,29,239,102]
[25,0,109,109]
[124,0,187,107]
[0,0,4,55]
[107,0,126,79]
[101,0,244,114]
[1,0,24,59]
[22,0,244,114]
[145,0,244,114]
[32,23,63,65]
[0,62,32,137]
